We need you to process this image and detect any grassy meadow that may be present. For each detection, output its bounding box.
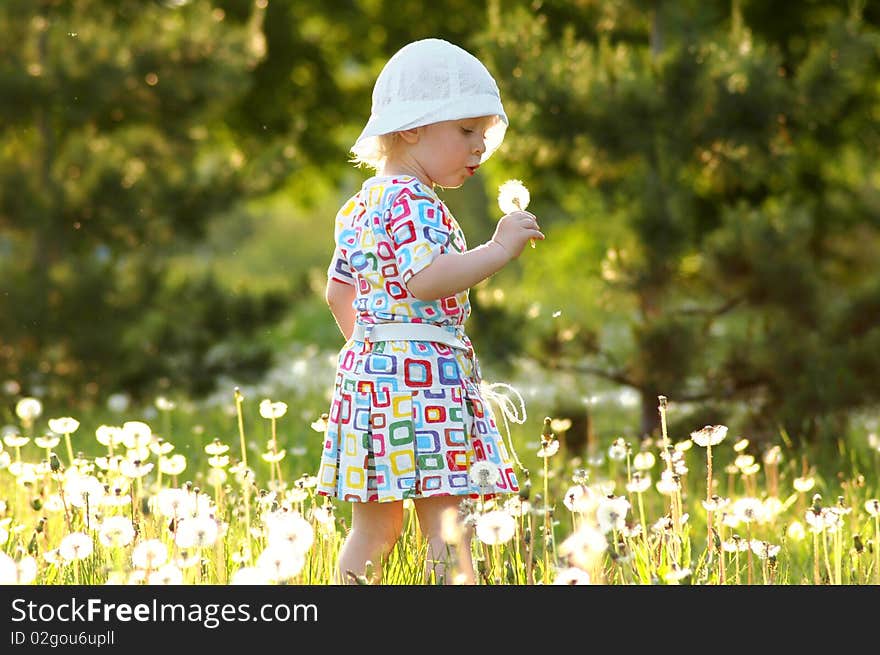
[1,363,879,586]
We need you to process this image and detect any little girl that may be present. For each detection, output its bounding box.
[316,38,544,584]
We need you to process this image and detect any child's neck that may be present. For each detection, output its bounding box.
[379,157,432,188]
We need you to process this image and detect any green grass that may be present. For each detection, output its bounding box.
[2,368,879,585]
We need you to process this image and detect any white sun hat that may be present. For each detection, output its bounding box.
[352,38,509,165]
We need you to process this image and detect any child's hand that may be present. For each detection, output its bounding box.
[491,210,544,259]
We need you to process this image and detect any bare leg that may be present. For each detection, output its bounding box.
[414,495,475,585]
[336,500,403,584]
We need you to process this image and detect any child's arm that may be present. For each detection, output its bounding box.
[407,210,543,301]
[325,279,357,340]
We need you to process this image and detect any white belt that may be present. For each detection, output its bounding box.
[352,323,467,350]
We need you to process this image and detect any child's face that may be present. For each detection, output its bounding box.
[406,115,497,188]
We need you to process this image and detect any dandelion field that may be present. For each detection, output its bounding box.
[2,390,880,587]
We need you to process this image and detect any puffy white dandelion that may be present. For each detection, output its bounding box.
[64,474,106,509]
[154,396,176,412]
[95,425,124,448]
[119,459,153,479]
[794,476,816,493]
[626,472,652,494]
[468,461,500,489]
[690,425,727,447]
[159,454,187,475]
[865,499,880,517]
[749,539,781,559]
[259,399,288,419]
[475,510,516,545]
[3,432,29,448]
[263,511,315,555]
[15,397,43,423]
[596,496,630,534]
[537,439,560,458]
[607,438,628,462]
[562,484,596,513]
[153,488,197,518]
[731,497,765,524]
[231,566,270,585]
[663,565,692,584]
[0,553,37,584]
[98,516,135,548]
[148,564,183,585]
[256,544,305,582]
[553,567,591,585]
[175,516,220,549]
[655,470,680,495]
[59,532,94,562]
[34,434,60,449]
[497,179,530,214]
[121,421,152,449]
[48,417,79,434]
[204,439,230,456]
[149,438,174,456]
[787,521,806,541]
[559,524,607,570]
[132,539,168,570]
[633,451,655,470]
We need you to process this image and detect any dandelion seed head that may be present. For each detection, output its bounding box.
[607,438,628,461]
[159,453,187,475]
[625,472,652,494]
[786,521,806,541]
[537,439,560,458]
[59,532,94,562]
[762,445,782,465]
[175,516,220,549]
[632,451,655,470]
[256,543,305,582]
[154,396,176,411]
[559,523,607,570]
[259,399,288,419]
[15,397,43,423]
[148,564,183,585]
[121,421,152,449]
[468,460,500,489]
[231,566,270,585]
[263,510,314,555]
[733,438,749,452]
[132,539,168,570]
[34,434,60,449]
[497,179,530,214]
[48,416,80,435]
[475,510,516,545]
[690,424,727,447]
[553,567,591,585]
[98,516,135,548]
[596,496,630,533]
[562,484,596,513]
[794,476,816,493]
[865,499,880,517]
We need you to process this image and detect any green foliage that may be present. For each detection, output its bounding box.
[479,0,880,443]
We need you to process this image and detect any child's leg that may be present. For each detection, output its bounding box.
[336,500,403,584]
[414,495,474,585]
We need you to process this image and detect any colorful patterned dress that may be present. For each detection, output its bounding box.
[316,175,520,503]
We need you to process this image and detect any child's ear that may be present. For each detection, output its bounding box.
[398,128,420,144]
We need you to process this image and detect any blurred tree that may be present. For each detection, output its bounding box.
[0,0,289,403]
[478,0,880,443]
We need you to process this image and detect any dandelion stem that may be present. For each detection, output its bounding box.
[234,388,248,469]
[875,514,880,585]
[64,432,74,468]
[706,444,714,558]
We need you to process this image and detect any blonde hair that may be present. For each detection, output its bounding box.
[349,132,401,171]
